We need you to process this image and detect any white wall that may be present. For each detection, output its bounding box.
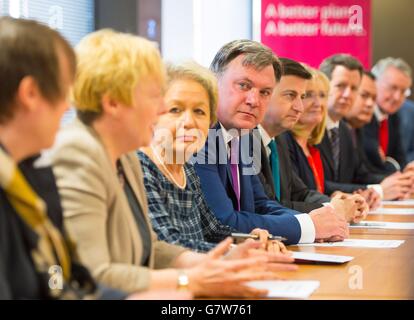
[162,0,252,67]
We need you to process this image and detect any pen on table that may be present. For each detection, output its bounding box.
[350,222,387,227]
[231,232,287,242]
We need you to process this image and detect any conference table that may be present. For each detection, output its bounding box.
[281,203,414,299]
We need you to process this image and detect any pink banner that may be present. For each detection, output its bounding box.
[261,0,371,68]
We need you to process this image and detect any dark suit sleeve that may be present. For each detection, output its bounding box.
[0,258,11,299]
[352,145,384,185]
[275,136,324,212]
[362,118,399,173]
[194,162,302,244]
[279,170,323,212]
[399,103,414,162]
[324,180,366,195]
[288,170,329,212]
[0,208,11,299]
[407,148,414,163]
[391,114,407,169]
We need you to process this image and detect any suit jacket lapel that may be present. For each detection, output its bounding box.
[260,141,275,197]
[119,153,155,265]
[319,130,335,174]
[276,135,289,199]
[213,123,239,205]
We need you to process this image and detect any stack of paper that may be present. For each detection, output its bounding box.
[297,239,405,248]
[246,280,320,299]
[369,207,414,215]
[381,200,414,206]
[349,221,414,230]
[291,251,353,263]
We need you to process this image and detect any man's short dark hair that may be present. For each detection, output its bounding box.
[210,39,282,82]
[279,57,312,80]
[0,17,76,123]
[363,70,376,81]
[319,54,363,80]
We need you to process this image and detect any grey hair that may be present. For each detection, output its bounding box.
[372,57,412,79]
[209,39,282,82]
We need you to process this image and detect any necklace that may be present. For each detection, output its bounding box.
[150,145,187,189]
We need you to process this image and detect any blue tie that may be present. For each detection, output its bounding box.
[268,139,281,201]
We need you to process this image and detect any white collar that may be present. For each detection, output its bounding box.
[374,105,388,122]
[258,125,272,147]
[326,115,340,130]
[219,123,240,150]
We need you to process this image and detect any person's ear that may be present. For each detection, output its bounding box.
[15,76,43,113]
[101,94,123,117]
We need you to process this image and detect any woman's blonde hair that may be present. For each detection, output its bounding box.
[72,29,166,123]
[291,67,329,146]
[166,61,218,125]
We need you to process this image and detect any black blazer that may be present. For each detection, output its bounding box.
[318,120,383,195]
[258,134,330,213]
[0,155,125,300]
[354,127,389,178]
[284,132,323,192]
[361,112,407,173]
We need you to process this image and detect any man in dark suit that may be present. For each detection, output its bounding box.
[193,40,348,244]
[345,71,413,200]
[258,57,367,218]
[318,54,382,209]
[361,57,414,177]
[258,58,320,211]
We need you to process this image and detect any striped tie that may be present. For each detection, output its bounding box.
[330,127,340,180]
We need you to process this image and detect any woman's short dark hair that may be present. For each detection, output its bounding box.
[0,17,76,123]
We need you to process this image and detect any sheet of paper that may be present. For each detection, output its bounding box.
[381,200,414,206]
[369,207,414,215]
[296,239,405,248]
[291,251,353,263]
[246,280,320,299]
[349,221,414,230]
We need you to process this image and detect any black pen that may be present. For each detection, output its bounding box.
[231,232,287,242]
[350,222,386,227]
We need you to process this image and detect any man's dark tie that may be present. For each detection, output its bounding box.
[330,127,340,180]
[229,138,240,211]
[268,139,281,201]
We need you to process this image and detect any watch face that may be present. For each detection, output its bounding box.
[178,272,189,289]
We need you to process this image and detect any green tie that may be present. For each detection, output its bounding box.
[268,139,281,201]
